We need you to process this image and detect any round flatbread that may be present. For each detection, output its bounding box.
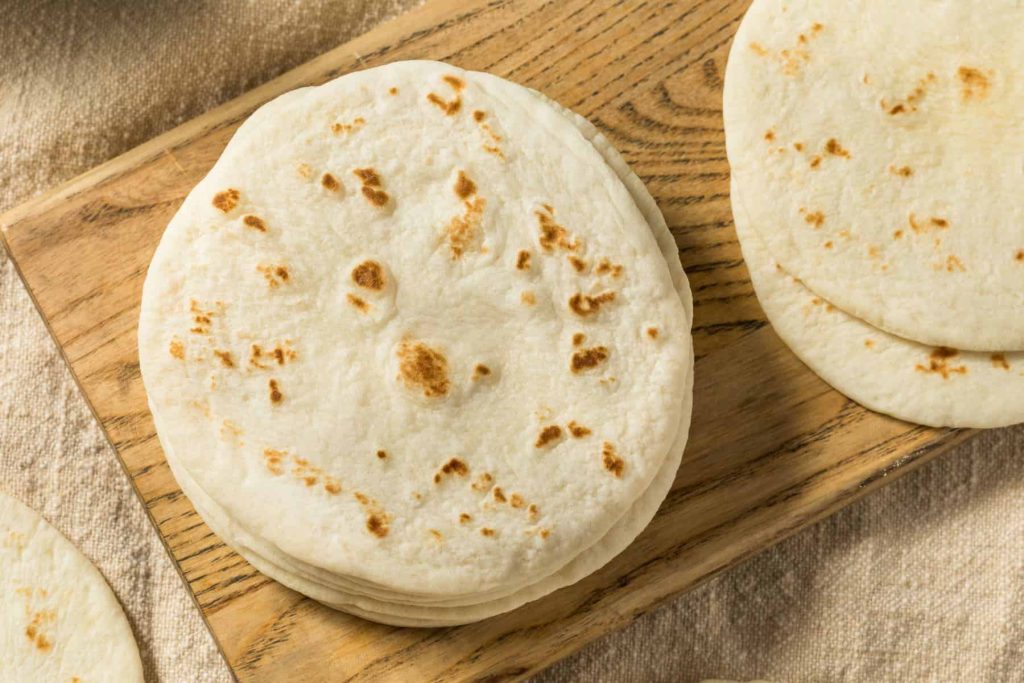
[0,492,143,682]
[724,0,1024,351]
[140,60,691,598]
[733,181,1024,428]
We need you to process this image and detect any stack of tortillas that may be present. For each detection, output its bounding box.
[0,491,144,681]
[725,0,1024,428]
[139,60,694,626]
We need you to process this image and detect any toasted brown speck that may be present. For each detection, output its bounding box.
[809,156,822,169]
[389,87,398,95]
[473,110,486,122]
[213,189,240,213]
[864,339,876,349]
[433,457,469,484]
[535,425,563,448]
[321,173,341,192]
[958,66,991,101]
[367,515,388,537]
[536,208,579,252]
[471,473,493,492]
[764,129,776,141]
[446,196,486,258]
[945,255,966,272]
[473,363,491,379]
[571,346,609,374]
[516,250,532,271]
[492,487,507,503]
[353,168,389,206]
[269,379,283,404]
[572,333,585,347]
[991,353,1011,370]
[169,339,185,360]
[510,494,525,509]
[459,513,472,523]
[213,350,235,368]
[794,142,805,151]
[890,165,914,177]
[567,421,591,438]
[915,347,967,379]
[331,117,365,135]
[594,258,624,278]
[749,42,769,57]
[823,241,834,250]
[646,327,659,339]
[521,291,536,306]
[454,170,476,199]
[568,291,616,317]
[443,75,465,90]
[568,255,588,273]
[539,528,551,539]
[376,450,388,460]
[803,210,825,228]
[352,260,386,291]
[480,527,496,538]
[825,138,850,158]
[347,293,370,312]
[263,449,285,476]
[242,214,267,232]
[601,441,625,477]
[324,481,341,495]
[397,341,450,398]
[258,264,290,288]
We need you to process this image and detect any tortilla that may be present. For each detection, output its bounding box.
[724,0,1024,351]
[139,60,691,599]
[733,182,1024,428]
[0,491,143,682]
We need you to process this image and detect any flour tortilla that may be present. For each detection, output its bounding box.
[140,60,691,598]
[157,97,697,623]
[0,492,144,682]
[733,182,1024,428]
[724,0,1024,351]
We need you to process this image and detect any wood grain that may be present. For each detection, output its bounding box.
[0,0,975,680]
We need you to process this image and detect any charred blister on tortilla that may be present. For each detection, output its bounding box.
[444,170,486,259]
[354,492,391,539]
[248,342,297,370]
[397,340,450,398]
[263,449,342,495]
[330,116,365,135]
[352,167,390,207]
[534,425,562,449]
[915,347,967,379]
[351,260,387,291]
[568,291,616,318]
[601,441,626,478]
[535,204,581,253]
[320,172,342,193]
[433,457,469,484]
[471,108,505,158]
[212,188,240,213]
[747,21,825,77]
[426,74,464,116]
[256,263,290,288]
[570,345,610,374]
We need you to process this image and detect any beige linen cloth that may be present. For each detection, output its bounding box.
[1,2,1022,681]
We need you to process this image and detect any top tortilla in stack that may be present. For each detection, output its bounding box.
[724,0,1024,352]
[139,60,693,616]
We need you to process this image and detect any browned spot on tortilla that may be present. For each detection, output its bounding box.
[803,210,825,228]
[258,264,290,288]
[646,327,659,339]
[601,441,625,477]
[471,473,493,492]
[890,165,913,177]
[352,260,386,290]
[1015,250,1024,262]
[571,346,609,374]
[528,504,540,521]
[594,258,624,278]
[572,333,585,347]
[473,110,486,122]
[492,486,507,503]
[916,347,967,379]
[189,300,216,335]
[809,156,822,169]
[864,339,876,349]
[482,144,504,158]
[459,513,472,523]
[324,481,341,495]
[443,75,464,90]
[353,168,389,207]
[749,42,769,57]
[516,250,531,270]
[243,215,267,232]
[213,350,235,368]
[321,173,341,192]
[376,450,388,460]
[434,457,469,483]
[825,138,850,158]
[535,425,563,448]
[169,339,185,360]
[25,614,54,652]
[296,163,313,179]
[397,341,450,398]
[793,142,805,152]
[268,379,283,404]
[992,353,1011,370]
[567,421,591,438]
[454,170,476,199]
[353,492,390,538]
[568,255,588,273]
[536,207,579,252]
[944,255,966,272]
[213,188,240,213]
[568,291,616,317]
[868,245,881,259]
[509,494,525,509]
[480,527,496,537]
[539,528,551,539]
[521,291,536,306]
[958,66,991,101]
[347,293,370,312]
[331,117,365,135]
[764,129,775,141]
[389,87,398,95]
[446,196,486,258]
[823,241,834,249]
[893,230,904,239]
[473,364,491,379]
[263,449,285,475]
[889,103,907,115]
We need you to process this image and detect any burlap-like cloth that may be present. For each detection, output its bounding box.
[2,2,1021,681]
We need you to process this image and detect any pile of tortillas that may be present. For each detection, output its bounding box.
[139,60,694,626]
[0,491,143,681]
[724,0,1024,429]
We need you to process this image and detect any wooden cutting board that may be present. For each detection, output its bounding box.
[0,0,975,679]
